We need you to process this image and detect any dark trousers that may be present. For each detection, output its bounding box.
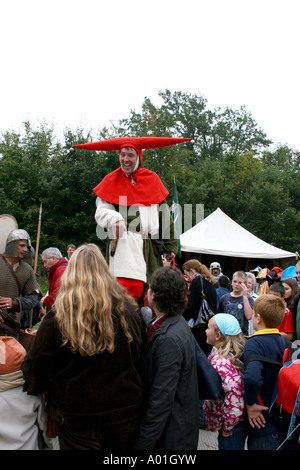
[55,416,140,450]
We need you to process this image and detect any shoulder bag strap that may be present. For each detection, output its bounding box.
[199,275,205,297]
[244,353,282,407]
[244,353,282,368]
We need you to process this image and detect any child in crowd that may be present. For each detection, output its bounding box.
[243,294,287,450]
[282,278,299,315]
[215,275,231,307]
[0,336,58,450]
[204,313,246,450]
[218,270,254,334]
[269,282,294,341]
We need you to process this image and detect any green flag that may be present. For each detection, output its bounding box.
[171,176,182,258]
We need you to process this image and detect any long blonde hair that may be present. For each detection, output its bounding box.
[213,324,245,371]
[54,243,133,357]
[182,259,216,284]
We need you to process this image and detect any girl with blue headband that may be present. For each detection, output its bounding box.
[203,313,246,450]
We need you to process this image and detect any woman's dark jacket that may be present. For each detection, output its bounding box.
[182,274,217,356]
[134,314,199,450]
[21,299,146,428]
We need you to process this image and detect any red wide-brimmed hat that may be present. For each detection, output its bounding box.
[74,136,192,206]
[73,136,192,159]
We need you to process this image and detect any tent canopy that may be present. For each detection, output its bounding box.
[180,208,296,259]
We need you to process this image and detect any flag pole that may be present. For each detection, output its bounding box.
[171,176,182,258]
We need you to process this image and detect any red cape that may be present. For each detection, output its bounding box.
[93,167,169,206]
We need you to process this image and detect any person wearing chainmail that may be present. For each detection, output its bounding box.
[72,137,191,302]
[0,229,39,337]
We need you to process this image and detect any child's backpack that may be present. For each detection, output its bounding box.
[245,345,300,446]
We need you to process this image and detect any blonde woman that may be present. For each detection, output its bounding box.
[22,244,146,450]
[182,259,217,356]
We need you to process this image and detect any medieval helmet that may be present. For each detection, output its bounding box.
[4,229,32,258]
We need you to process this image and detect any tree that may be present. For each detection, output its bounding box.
[158,90,272,159]
[0,90,299,258]
[39,127,107,252]
[0,121,61,245]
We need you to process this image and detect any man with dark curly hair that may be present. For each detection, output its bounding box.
[134,267,199,450]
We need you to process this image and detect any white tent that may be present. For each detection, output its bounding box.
[180,208,296,259]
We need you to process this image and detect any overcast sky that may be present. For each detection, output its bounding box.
[1,0,299,150]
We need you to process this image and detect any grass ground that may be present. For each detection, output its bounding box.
[37,276,48,295]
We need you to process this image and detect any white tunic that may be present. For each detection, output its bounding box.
[0,386,51,450]
[95,197,160,283]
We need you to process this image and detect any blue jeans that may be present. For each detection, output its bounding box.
[218,421,247,450]
[247,431,283,450]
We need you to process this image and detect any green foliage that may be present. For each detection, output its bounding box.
[0,90,299,261]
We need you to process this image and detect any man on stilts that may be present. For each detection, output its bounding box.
[73,136,191,303]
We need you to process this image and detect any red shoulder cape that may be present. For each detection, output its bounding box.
[93,167,169,206]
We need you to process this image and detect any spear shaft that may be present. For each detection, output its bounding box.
[30,203,42,328]
[34,203,42,274]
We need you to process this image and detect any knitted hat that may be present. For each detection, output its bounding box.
[0,336,26,374]
[215,314,242,336]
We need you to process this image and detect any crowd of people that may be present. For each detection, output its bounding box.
[1,135,300,452]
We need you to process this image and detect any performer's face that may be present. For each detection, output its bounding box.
[119,147,139,175]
